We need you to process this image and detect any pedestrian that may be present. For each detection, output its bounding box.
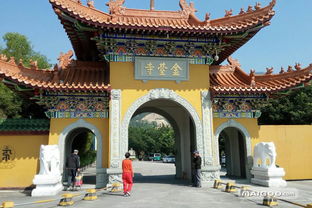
[122,152,134,197]
[192,150,202,188]
[66,149,80,191]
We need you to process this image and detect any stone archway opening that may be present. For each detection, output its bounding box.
[63,128,97,186]
[59,119,104,188]
[127,99,197,184]
[218,127,247,179]
[63,127,97,186]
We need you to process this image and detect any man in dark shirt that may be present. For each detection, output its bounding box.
[192,150,202,188]
[66,149,80,190]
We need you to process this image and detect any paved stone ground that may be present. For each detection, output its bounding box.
[0,161,311,208]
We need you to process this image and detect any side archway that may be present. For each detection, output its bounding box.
[58,119,103,173]
[215,119,252,179]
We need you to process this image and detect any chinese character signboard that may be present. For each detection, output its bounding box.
[0,145,15,169]
[135,57,189,82]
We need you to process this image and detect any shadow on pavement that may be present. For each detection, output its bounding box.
[134,173,190,186]
[83,175,96,185]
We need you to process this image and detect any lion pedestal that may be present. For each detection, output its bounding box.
[251,142,287,187]
[31,145,63,197]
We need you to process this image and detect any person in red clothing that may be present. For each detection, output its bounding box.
[122,152,134,197]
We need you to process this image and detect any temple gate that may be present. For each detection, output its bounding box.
[0,0,311,188]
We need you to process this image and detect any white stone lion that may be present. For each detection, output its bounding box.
[39,145,61,176]
[253,142,277,169]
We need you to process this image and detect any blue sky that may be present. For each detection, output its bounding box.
[0,0,311,73]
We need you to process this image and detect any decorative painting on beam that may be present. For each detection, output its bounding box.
[212,94,268,119]
[93,33,228,64]
[35,92,109,119]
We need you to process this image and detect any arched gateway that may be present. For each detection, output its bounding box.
[120,89,204,181]
[0,0,311,190]
[58,119,107,188]
[121,89,203,163]
[107,88,219,185]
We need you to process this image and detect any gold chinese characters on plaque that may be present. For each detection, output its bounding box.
[135,57,189,82]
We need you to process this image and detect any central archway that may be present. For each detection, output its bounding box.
[120,89,203,182]
[130,103,196,180]
[121,89,203,158]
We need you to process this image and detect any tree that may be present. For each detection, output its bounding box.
[0,83,22,118]
[72,131,97,167]
[0,32,51,69]
[0,32,51,118]
[129,120,175,157]
[258,85,312,125]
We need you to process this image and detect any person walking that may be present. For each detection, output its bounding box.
[192,150,202,188]
[66,149,80,191]
[122,152,134,197]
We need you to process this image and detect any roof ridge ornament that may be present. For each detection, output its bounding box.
[30,59,39,70]
[270,0,277,7]
[87,0,95,9]
[265,67,273,75]
[205,13,211,21]
[247,5,253,13]
[227,56,241,68]
[0,54,8,62]
[239,8,246,14]
[106,0,125,15]
[280,67,285,74]
[250,69,256,86]
[254,2,261,10]
[295,63,302,71]
[57,50,74,70]
[224,9,233,17]
[179,0,197,17]
[8,57,16,65]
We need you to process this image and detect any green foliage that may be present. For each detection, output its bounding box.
[1,33,32,62]
[72,132,97,167]
[0,32,51,118]
[30,52,51,69]
[0,83,22,118]
[259,85,312,125]
[129,121,175,157]
[0,32,51,69]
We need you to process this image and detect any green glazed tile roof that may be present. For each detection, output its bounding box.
[0,119,50,134]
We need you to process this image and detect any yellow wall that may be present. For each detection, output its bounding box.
[110,62,210,120]
[257,125,312,180]
[213,118,312,180]
[0,134,48,188]
[49,118,110,168]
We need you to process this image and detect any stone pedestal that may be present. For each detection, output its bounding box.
[31,175,63,197]
[251,167,287,187]
[96,168,108,188]
[107,168,122,186]
[201,166,221,187]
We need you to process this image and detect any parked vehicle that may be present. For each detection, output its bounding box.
[162,155,175,163]
[148,153,161,161]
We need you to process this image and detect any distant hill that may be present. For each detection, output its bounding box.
[141,113,170,127]
[130,113,170,127]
